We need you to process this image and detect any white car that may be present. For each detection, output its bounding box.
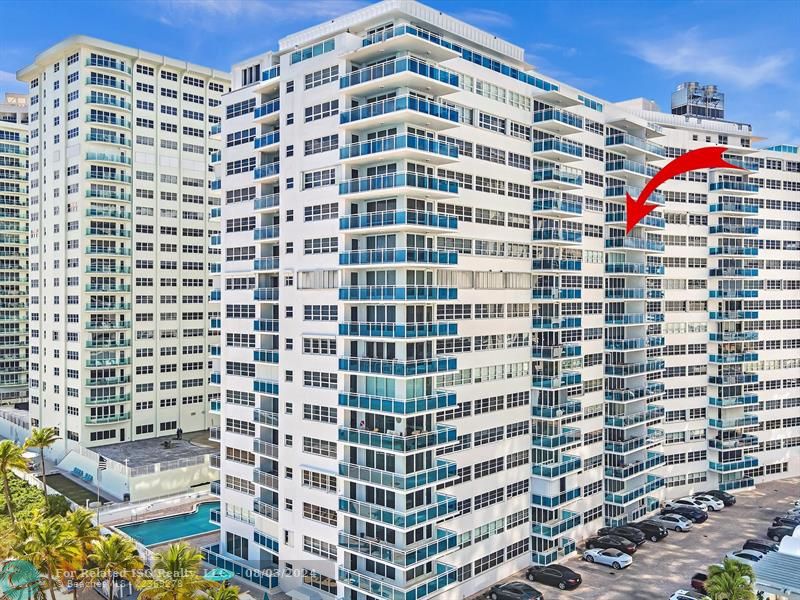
[665,497,709,512]
[725,549,765,566]
[692,494,725,511]
[582,548,632,570]
[670,591,710,600]
[649,513,694,532]
[786,506,800,516]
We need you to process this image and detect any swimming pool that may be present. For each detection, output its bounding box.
[117,501,219,546]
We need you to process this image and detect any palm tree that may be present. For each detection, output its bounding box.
[0,439,28,522]
[137,542,209,600]
[87,534,143,600]
[24,427,60,503]
[707,558,757,600]
[15,515,81,600]
[65,508,100,600]
[205,584,240,600]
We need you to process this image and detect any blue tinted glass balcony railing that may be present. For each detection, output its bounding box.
[709,373,758,385]
[531,259,581,271]
[87,57,130,74]
[532,288,581,300]
[254,99,280,119]
[338,494,456,529]
[604,406,665,428]
[531,197,582,215]
[709,268,759,277]
[709,311,759,320]
[708,415,758,429]
[339,528,456,568]
[532,510,582,538]
[709,246,758,256]
[605,185,665,205]
[531,454,581,478]
[339,172,458,196]
[254,162,280,179]
[338,424,456,453]
[532,487,581,508]
[532,316,581,329]
[261,66,280,81]
[340,95,459,125]
[531,400,582,418]
[605,382,665,402]
[86,77,129,91]
[719,478,754,491]
[532,228,582,243]
[604,453,665,479]
[708,435,759,451]
[709,202,759,214]
[531,372,582,389]
[605,133,665,156]
[605,475,664,505]
[254,257,280,270]
[530,345,582,360]
[606,212,665,229]
[339,563,456,600]
[254,194,280,211]
[533,108,583,130]
[254,225,279,240]
[605,159,658,177]
[533,138,583,158]
[721,156,759,170]
[86,95,131,110]
[338,356,456,376]
[604,237,665,252]
[709,225,759,235]
[709,352,758,364]
[254,350,279,363]
[338,322,457,338]
[339,286,457,301]
[253,319,279,332]
[532,165,583,186]
[338,391,456,415]
[709,289,758,298]
[340,134,458,161]
[709,181,759,193]
[340,210,457,230]
[340,56,459,89]
[604,429,663,454]
[532,427,581,449]
[254,131,280,149]
[709,457,759,472]
[604,359,664,377]
[339,459,456,490]
[253,288,279,301]
[709,394,758,407]
[339,247,457,266]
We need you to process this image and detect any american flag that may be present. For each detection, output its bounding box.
[98,456,107,472]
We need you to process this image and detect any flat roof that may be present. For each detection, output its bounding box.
[95,433,216,468]
[754,551,800,598]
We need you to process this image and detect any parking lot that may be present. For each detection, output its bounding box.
[471,478,799,600]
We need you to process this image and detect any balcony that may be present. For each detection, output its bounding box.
[85,412,130,425]
[532,227,582,244]
[709,394,758,408]
[709,246,758,256]
[338,423,456,453]
[254,194,280,212]
[531,196,582,217]
[532,510,582,539]
[254,131,280,150]
[254,257,280,271]
[532,372,582,389]
[532,288,581,301]
[253,350,279,363]
[85,283,130,292]
[338,527,456,568]
[338,321,457,339]
[254,225,279,240]
[340,134,458,164]
[709,311,759,321]
[605,263,664,275]
[531,259,581,272]
[87,57,131,74]
[338,391,456,416]
[709,457,759,472]
[340,95,459,130]
[85,133,131,148]
[85,393,131,406]
[253,319,279,332]
[604,359,665,377]
[709,181,759,194]
[531,538,577,566]
[85,77,129,91]
[606,185,665,205]
[253,99,280,122]
[254,468,279,490]
[85,265,131,274]
[86,376,130,386]
[532,138,583,162]
[605,475,664,505]
[709,373,758,385]
[604,314,644,326]
[85,339,130,349]
[339,563,456,600]
[339,286,457,302]
[338,493,457,529]
[708,415,758,429]
[339,172,458,199]
[530,345,582,361]
[709,352,759,364]
[605,133,665,159]
[708,435,759,451]
[253,439,279,459]
[86,247,131,256]
[85,189,131,201]
[604,406,665,429]
[531,427,582,449]
[531,454,581,478]
[709,289,758,299]
[338,356,456,377]
[253,288,278,301]
[85,320,131,330]
[719,478,755,492]
[605,237,665,252]
[532,165,583,190]
[86,115,131,129]
[253,499,278,522]
[605,159,658,178]
[85,208,131,220]
[532,108,583,135]
[340,210,457,231]
[604,429,663,454]
[339,247,457,266]
[531,316,581,330]
[253,162,280,181]
[340,56,459,96]
[531,487,581,508]
[338,459,456,490]
[606,211,665,229]
[605,336,664,351]
[85,151,131,165]
[709,224,759,236]
[354,24,462,62]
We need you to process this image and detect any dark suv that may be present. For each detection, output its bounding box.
[629,520,669,542]
[743,539,779,554]
[772,515,800,528]
[663,506,707,523]
[596,526,646,546]
[584,535,637,554]
[767,525,796,542]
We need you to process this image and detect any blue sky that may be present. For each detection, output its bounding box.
[1,0,798,146]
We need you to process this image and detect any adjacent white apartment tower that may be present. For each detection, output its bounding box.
[0,93,29,407]
[17,37,228,457]
[212,0,799,596]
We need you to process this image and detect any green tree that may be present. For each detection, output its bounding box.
[14,514,81,600]
[65,508,101,600]
[0,439,28,523]
[707,558,756,600]
[24,427,60,503]
[137,542,209,600]
[204,584,240,600]
[87,534,143,600]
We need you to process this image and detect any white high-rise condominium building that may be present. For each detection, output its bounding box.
[0,93,29,407]
[17,37,228,457]
[213,0,800,596]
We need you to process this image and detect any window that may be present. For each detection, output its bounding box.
[305,66,339,89]
[304,100,338,122]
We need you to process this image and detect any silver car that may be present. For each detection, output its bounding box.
[648,513,694,532]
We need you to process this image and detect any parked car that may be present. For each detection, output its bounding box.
[670,590,709,600]
[665,497,708,512]
[584,535,637,554]
[690,572,708,593]
[489,582,543,600]
[596,526,647,546]
[582,548,632,570]
[649,513,694,532]
[725,549,765,566]
[629,520,669,542]
[701,490,736,506]
[743,539,780,554]
[692,494,725,511]
[664,506,708,523]
[767,525,796,542]
[525,565,582,590]
[772,515,800,528]
[785,506,800,516]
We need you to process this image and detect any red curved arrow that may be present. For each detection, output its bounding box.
[626,146,744,234]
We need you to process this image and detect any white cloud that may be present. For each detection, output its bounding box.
[153,0,367,29]
[627,27,793,89]
[453,8,512,29]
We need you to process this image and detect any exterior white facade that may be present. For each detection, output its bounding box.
[16,37,228,459]
[213,0,800,597]
[0,93,29,407]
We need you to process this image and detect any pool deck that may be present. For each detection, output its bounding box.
[104,495,216,526]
